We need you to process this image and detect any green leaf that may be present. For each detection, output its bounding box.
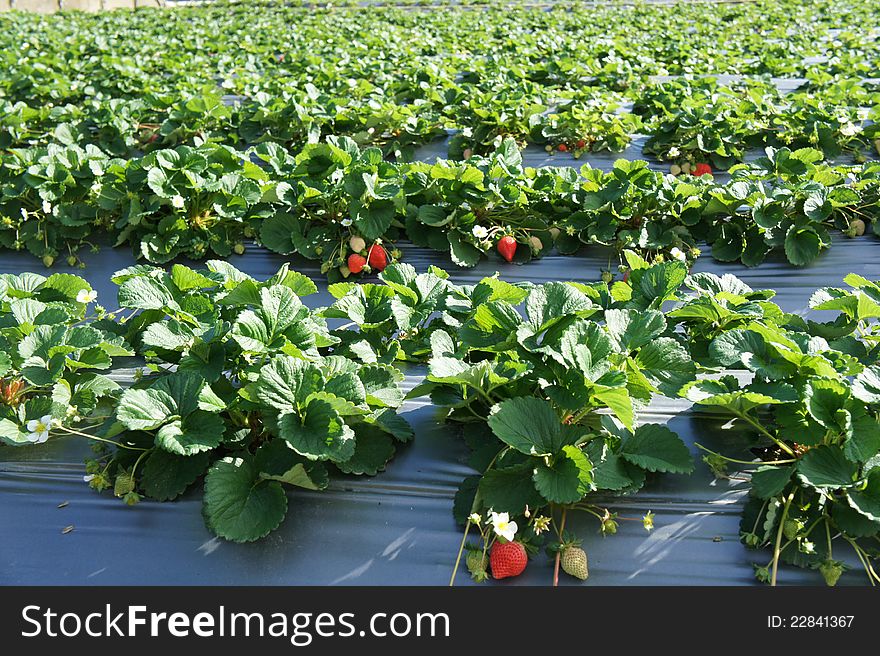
[526,282,593,332]
[117,275,178,311]
[844,414,880,464]
[0,418,28,446]
[620,424,693,474]
[478,465,544,515]
[358,364,404,408]
[605,308,665,351]
[117,387,177,430]
[259,212,299,254]
[853,366,880,404]
[634,337,696,397]
[255,440,329,490]
[453,475,481,525]
[277,398,356,462]
[203,454,288,543]
[832,501,880,537]
[155,412,225,456]
[532,445,594,503]
[354,200,395,240]
[487,397,579,456]
[336,424,396,475]
[256,356,323,411]
[784,226,822,266]
[750,465,794,499]
[140,450,210,501]
[447,231,482,268]
[804,378,848,429]
[40,273,92,302]
[846,469,880,522]
[170,264,216,291]
[796,445,858,489]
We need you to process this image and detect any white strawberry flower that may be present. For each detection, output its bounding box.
[76,289,97,304]
[83,474,95,483]
[42,200,52,214]
[171,195,185,209]
[490,511,518,542]
[472,225,489,240]
[669,247,687,262]
[839,122,859,137]
[341,218,353,227]
[667,146,681,158]
[26,415,53,443]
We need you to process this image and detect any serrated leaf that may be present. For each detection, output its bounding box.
[256,356,323,411]
[846,469,880,522]
[532,445,593,503]
[277,397,356,462]
[155,411,225,455]
[487,397,579,456]
[478,465,544,515]
[797,445,858,489]
[750,465,794,499]
[141,450,210,501]
[255,440,329,490]
[336,424,396,475]
[620,424,693,473]
[117,275,178,311]
[203,454,288,543]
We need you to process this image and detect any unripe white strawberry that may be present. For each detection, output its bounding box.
[349,235,366,253]
[669,163,682,175]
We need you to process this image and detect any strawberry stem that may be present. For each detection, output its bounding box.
[449,518,472,587]
[553,506,567,587]
[771,492,795,586]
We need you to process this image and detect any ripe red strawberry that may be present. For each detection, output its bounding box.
[693,162,712,176]
[497,235,517,262]
[557,143,568,152]
[576,139,587,149]
[347,253,367,274]
[367,244,388,272]
[490,541,527,579]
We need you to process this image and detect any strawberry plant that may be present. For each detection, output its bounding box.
[0,271,132,448]
[96,143,273,263]
[529,90,641,157]
[0,143,110,266]
[3,261,414,542]
[673,272,880,585]
[699,148,879,267]
[402,256,695,583]
[635,77,781,171]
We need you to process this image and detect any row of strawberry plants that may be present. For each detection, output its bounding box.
[3,2,877,109]
[2,258,879,583]
[0,263,413,542]
[2,2,880,164]
[323,255,880,585]
[1,137,878,275]
[3,76,877,166]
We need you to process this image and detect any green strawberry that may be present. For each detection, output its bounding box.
[560,546,589,581]
[819,560,845,587]
[783,519,800,540]
[466,548,488,583]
